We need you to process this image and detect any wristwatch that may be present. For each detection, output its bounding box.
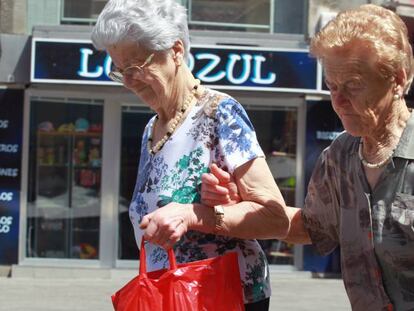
[214,204,225,232]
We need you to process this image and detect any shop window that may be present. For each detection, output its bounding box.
[26,99,103,259]
[118,106,153,260]
[188,0,271,32]
[61,0,107,24]
[247,106,298,265]
[59,0,307,35]
[273,0,307,34]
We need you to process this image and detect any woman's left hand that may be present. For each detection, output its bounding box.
[139,203,191,249]
[201,163,241,207]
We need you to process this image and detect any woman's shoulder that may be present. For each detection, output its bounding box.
[324,131,359,161]
[198,87,238,117]
[330,131,357,150]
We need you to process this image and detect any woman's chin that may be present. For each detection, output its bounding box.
[131,86,148,97]
[343,124,364,137]
[134,89,158,107]
[340,116,365,137]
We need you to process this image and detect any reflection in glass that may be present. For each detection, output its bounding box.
[27,100,103,259]
[189,0,270,32]
[62,0,107,21]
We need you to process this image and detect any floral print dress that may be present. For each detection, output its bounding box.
[129,88,270,303]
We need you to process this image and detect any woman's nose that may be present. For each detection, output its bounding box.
[331,91,349,107]
[123,74,135,87]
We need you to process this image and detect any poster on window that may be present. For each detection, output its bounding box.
[0,89,23,265]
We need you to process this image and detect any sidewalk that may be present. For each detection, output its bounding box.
[0,267,351,311]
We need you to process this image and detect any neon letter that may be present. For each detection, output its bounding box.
[195,53,225,83]
[251,55,276,85]
[226,54,252,85]
[78,48,103,78]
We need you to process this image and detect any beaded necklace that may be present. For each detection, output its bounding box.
[147,79,200,155]
[358,140,395,169]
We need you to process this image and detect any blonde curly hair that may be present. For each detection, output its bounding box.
[311,4,414,92]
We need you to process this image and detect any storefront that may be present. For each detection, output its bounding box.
[0,34,30,266]
[6,27,334,270]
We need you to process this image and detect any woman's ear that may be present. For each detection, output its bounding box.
[172,40,185,65]
[395,68,408,93]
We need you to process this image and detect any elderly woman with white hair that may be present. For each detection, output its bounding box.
[92,0,289,309]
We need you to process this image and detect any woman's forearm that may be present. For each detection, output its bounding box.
[188,204,311,243]
[188,199,290,240]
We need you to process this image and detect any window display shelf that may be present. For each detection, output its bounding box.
[38,164,102,169]
[74,165,101,169]
[38,164,69,167]
[37,131,102,137]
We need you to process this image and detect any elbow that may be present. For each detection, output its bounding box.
[262,200,291,240]
[242,189,291,239]
[277,205,291,240]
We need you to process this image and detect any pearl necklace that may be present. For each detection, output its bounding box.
[147,80,200,155]
[358,140,395,169]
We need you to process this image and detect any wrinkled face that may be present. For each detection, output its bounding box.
[107,42,177,110]
[323,46,395,137]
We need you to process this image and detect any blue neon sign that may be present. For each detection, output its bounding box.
[32,39,318,92]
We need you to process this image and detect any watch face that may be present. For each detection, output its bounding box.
[215,205,225,215]
[213,205,225,232]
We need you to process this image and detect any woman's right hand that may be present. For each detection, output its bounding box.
[201,163,241,207]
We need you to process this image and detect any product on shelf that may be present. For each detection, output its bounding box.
[38,121,55,132]
[79,243,98,259]
[57,123,75,133]
[46,147,55,165]
[75,118,89,132]
[73,139,87,165]
[37,147,45,164]
[89,147,101,167]
[89,123,102,133]
[79,169,100,187]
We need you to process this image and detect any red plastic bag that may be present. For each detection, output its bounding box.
[112,240,245,311]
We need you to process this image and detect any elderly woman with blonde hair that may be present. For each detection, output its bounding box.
[92,0,289,310]
[199,4,414,311]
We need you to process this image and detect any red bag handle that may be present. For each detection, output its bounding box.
[139,238,177,277]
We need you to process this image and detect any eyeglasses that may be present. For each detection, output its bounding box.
[108,53,155,83]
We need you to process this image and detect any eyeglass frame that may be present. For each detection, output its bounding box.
[108,53,155,83]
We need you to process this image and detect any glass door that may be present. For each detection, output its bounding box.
[27,99,103,259]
